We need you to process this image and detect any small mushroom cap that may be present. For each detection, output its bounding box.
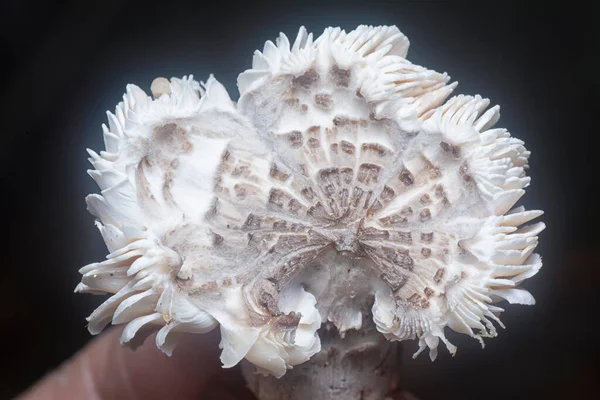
[150,77,171,99]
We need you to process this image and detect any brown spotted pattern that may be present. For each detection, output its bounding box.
[202,65,482,315]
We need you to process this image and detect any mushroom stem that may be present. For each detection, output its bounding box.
[242,320,401,400]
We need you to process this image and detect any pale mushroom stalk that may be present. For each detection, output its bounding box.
[76,25,544,400]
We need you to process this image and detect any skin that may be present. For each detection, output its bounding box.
[17,327,417,400]
[17,327,253,400]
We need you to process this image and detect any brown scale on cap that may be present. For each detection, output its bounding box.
[275,312,302,329]
[420,232,434,243]
[433,268,446,283]
[314,93,333,109]
[267,188,284,207]
[301,186,317,201]
[381,273,407,291]
[242,213,263,231]
[398,168,415,186]
[378,214,408,226]
[340,140,355,155]
[423,287,434,298]
[288,199,302,214]
[393,231,412,244]
[270,163,290,181]
[459,161,473,182]
[293,68,320,89]
[288,131,304,148]
[308,137,321,148]
[361,143,389,157]
[439,141,461,158]
[330,64,351,88]
[234,184,247,200]
[419,208,432,222]
[357,163,382,185]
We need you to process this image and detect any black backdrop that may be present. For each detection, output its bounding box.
[2,1,599,399]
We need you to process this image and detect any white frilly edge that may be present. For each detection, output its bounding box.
[237,25,457,129]
[75,222,220,356]
[77,223,321,372]
[422,94,532,216]
[78,75,321,375]
[374,94,544,360]
[79,75,222,353]
[219,286,322,378]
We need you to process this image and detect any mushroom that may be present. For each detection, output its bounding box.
[76,25,544,399]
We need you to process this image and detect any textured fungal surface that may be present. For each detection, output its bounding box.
[77,25,544,377]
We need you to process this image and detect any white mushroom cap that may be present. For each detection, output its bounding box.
[77,25,543,376]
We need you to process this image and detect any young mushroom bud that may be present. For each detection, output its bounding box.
[77,25,544,399]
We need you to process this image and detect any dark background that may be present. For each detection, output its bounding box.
[2,1,599,399]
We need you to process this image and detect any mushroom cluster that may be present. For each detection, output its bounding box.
[77,25,543,378]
